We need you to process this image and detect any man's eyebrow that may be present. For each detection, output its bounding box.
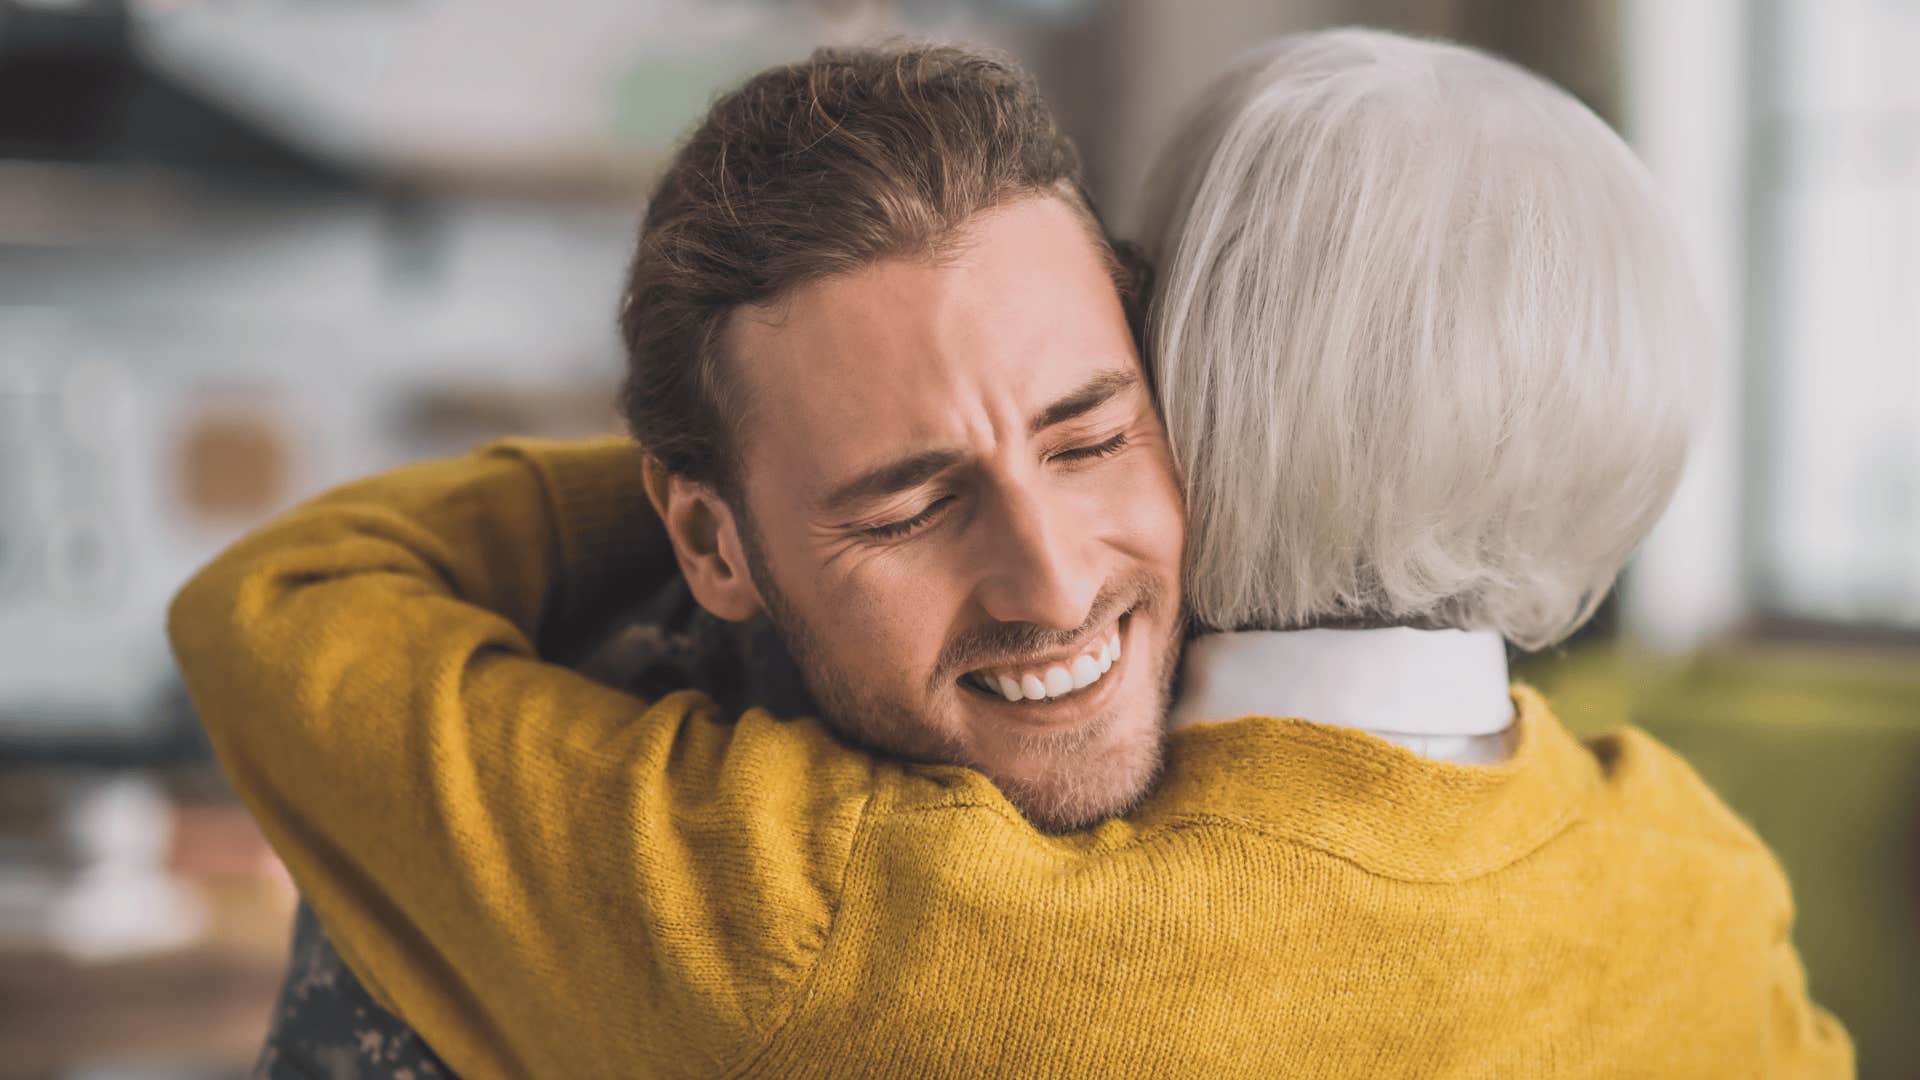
[1028,369,1140,436]
[816,369,1138,516]
[819,448,965,515]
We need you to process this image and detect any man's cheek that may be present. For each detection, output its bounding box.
[838,606,933,695]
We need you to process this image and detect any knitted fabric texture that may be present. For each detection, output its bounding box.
[170,439,1852,1078]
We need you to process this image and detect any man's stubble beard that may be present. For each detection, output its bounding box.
[733,505,1181,833]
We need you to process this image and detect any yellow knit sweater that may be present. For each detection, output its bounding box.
[169,438,1852,1079]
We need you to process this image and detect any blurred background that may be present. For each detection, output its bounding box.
[0,0,1914,1076]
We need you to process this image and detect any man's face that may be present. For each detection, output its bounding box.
[726,196,1186,831]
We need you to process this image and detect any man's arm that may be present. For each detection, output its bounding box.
[170,439,879,1079]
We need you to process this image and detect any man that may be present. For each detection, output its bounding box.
[612,49,1188,828]
[177,44,1191,1077]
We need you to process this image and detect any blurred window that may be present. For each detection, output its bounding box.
[1752,0,1920,628]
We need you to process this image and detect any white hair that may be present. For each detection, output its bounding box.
[1141,28,1708,649]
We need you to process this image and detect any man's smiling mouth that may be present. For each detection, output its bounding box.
[959,618,1125,703]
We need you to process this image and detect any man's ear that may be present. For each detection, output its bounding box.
[641,456,765,622]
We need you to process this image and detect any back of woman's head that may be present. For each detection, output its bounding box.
[1142,28,1707,650]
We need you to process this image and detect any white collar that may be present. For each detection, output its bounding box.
[1169,627,1514,739]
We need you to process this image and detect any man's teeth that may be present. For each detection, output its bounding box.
[980,630,1124,703]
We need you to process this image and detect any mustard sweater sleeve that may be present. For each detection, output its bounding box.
[168,439,876,1080]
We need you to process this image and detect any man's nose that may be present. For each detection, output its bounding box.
[972,490,1101,631]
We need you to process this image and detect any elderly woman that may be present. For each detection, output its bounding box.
[1144,29,1702,752]
[1122,28,1851,1071]
[175,31,1848,1078]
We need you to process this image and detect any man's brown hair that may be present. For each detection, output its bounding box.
[617,43,1138,495]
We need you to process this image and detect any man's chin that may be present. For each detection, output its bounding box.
[984,725,1168,834]
[820,705,1168,833]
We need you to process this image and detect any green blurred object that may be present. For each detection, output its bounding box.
[1518,643,1920,1080]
